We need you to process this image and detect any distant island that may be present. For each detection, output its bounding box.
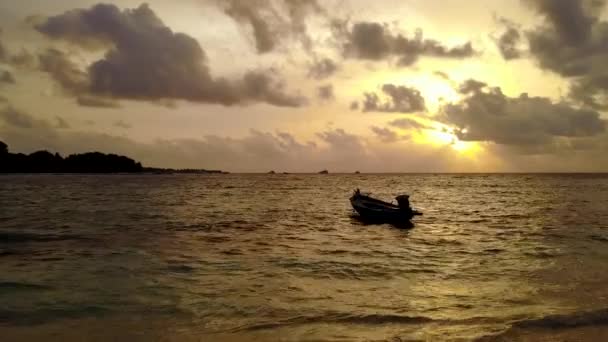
[0,141,226,174]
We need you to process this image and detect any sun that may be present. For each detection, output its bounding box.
[414,125,481,155]
[409,75,461,111]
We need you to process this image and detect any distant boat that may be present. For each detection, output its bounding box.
[350,189,422,222]
[318,169,329,174]
[268,170,276,174]
[354,171,361,174]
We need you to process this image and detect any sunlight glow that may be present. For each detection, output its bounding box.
[357,70,462,113]
[409,124,481,156]
[409,75,461,111]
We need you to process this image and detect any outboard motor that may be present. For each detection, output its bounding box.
[395,195,411,211]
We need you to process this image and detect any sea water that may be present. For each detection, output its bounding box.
[1,174,608,341]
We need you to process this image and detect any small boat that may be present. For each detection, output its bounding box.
[350,189,422,222]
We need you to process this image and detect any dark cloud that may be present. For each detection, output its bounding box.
[370,126,404,143]
[525,0,605,76]
[494,18,523,60]
[308,57,338,80]
[38,48,88,94]
[361,84,425,113]
[442,81,606,146]
[35,3,306,107]
[0,39,7,62]
[0,70,15,84]
[0,106,44,129]
[433,71,451,81]
[458,79,487,94]
[523,0,608,108]
[242,70,308,107]
[524,0,603,45]
[55,116,70,129]
[221,0,324,53]
[9,49,37,69]
[343,22,476,66]
[113,120,131,129]
[389,117,430,130]
[224,1,275,53]
[316,128,367,164]
[76,95,121,108]
[317,84,334,101]
[0,35,36,69]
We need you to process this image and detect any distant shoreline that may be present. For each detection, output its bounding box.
[2,172,608,175]
[0,141,229,174]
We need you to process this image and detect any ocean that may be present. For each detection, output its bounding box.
[1,174,608,341]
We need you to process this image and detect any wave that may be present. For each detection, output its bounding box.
[0,304,190,326]
[0,282,52,291]
[0,306,110,326]
[0,232,87,244]
[590,234,608,243]
[512,308,608,329]
[231,312,435,332]
[477,308,608,341]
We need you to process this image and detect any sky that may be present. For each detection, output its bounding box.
[1,0,608,172]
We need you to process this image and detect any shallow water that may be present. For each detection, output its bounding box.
[1,174,608,341]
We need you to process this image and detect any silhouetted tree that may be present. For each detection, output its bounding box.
[0,142,143,173]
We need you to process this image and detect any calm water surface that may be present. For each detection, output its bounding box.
[1,174,608,341]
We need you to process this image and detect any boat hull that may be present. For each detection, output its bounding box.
[350,194,420,223]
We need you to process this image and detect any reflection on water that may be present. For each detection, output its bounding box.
[1,174,608,341]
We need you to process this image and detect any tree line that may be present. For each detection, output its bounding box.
[0,141,143,173]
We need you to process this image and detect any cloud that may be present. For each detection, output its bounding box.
[76,95,121,108]
[220,0,324,53]
[317,84,334,101]
[38,48,88,94]
[308,57,338,80]
[389,117,430,130]
[315,128,369,166]
[494,17,523,60]
[35,3,306,107]
[441,80,606,146]
[113,120,131,129]
[524,0,602,45]
[0,101,306,171]
[0,36,36,69]
[370,126,405,143]
[9,49,37,69]
[523,0,608,108]
[4,100,607,172]
[0,70,15,84]
[360,84,426,113]
[343,21,476,66]
[241,69,308,107]
[55,116,70,129]
[0,39,7,63]
[433,70,451,81]
[0,106,45,129]
[458,79,487,94]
